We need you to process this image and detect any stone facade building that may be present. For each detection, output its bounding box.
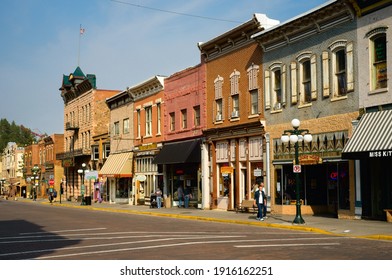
[58,67,119,202]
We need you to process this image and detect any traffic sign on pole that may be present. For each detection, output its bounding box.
[293,165,301,173]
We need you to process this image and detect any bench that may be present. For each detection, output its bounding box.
[236,199,256,214]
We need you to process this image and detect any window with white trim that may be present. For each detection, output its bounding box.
[145,106,152,136]
[214,75,224,122]
[296,52,317,105]
[123,118,129,134]
[327,40,354,98]
[103,143,110,159]
[137,110,141,138]
[91,145,99,160]
[230,70,240,118]
[114,121,120,136]
[248,137,263,161]
[368,29,387,90]
[156,103,161,134]
[248,64,259,114]
[216,141,229,163]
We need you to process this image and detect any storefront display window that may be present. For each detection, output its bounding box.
[116,177,131,198]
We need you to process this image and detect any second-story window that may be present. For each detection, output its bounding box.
[193,105,200,127]
[91,145,99,160]
[248,63,259,114]
[230,70,240,119]
[114,121,120,136]
[216,99,223,121]
[137,109,141,138]
[273,68,283,110]
[327,40,354,98]
[371,32,387,90]
[157,103,161,135]
[123,118,129,134]
[214,75,224,122]
[335,49,346,95]
[302,59,312,103]
[181,109,187,129]
[103,143,110,159]
[145,106,152,136]
[170,112,175,131]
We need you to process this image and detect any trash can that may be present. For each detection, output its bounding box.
[85,196,92,205]
[165,195,172,208]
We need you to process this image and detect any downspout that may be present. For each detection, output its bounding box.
[265,133,271,212]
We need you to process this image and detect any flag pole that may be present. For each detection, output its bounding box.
[78,24,82,66]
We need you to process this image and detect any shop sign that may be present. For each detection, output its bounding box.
[139,143,157,151]
[369,150,392,158]
[62,158,74,167]
[253,168,262,177]
[136,174,147,181]
[299,155,322,165]
[221,166,234,174]
[86,171,98,180]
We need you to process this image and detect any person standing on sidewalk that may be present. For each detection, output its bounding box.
[253,182,266,221]
[177,185,184,208]
[155,187,162,209]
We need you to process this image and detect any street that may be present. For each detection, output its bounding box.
[0,200,392,260]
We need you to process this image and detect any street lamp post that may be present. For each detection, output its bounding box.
[78,163,87,205]
[0,178,5,195]
[31,165,40,201]
[281,119,312,224]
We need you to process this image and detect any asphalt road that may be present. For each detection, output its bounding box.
[1,200,392,260]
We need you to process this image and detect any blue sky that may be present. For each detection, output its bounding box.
[0,0,328,135]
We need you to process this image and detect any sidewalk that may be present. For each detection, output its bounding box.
[15,197,392,241]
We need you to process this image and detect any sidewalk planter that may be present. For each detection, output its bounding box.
[384,209,392,222]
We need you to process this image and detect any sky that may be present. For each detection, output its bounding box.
[0,0,328,135]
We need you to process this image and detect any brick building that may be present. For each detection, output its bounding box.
[152,64,206,208]
[128,76,165,205]
[198,14,279,210]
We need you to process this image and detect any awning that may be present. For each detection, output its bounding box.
[99,152,133,177]
[152,139,201,164]
[342,110,392,159]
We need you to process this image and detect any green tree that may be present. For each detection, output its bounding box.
[0,118,36,151]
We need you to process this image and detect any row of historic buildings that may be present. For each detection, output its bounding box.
[2,0,391,220]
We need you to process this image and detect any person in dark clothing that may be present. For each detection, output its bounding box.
[253,182,266,221]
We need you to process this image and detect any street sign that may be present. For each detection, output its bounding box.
[293,165,301,173]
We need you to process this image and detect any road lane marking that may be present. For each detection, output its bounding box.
[235,243,340,248]
[31,237,345,260]
[19,228,107,235]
